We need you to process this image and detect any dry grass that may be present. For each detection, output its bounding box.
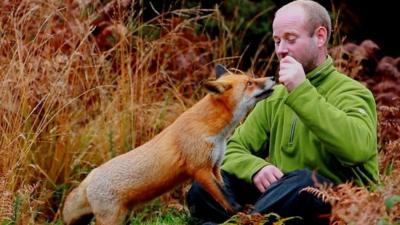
[0,0,214,223]
[0,0,274,224]
[301,167,400,225]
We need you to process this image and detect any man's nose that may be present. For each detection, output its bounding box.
[276,42,288,58]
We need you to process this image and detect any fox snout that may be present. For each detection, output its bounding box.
[253,77,276,101]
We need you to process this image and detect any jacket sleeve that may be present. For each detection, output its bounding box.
[221,101,271,183]
[285,79,377,166]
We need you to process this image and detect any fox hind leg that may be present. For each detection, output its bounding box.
[92,202,128,225]
[86,183,128,225]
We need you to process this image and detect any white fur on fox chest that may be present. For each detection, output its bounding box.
[206,103,249,167]
[207,135,227,167]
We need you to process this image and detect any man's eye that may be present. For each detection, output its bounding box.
[288,37,296,43]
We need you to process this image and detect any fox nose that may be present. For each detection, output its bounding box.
[269,76,277,84]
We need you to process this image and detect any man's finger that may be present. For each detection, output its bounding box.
[261,177,271,190]
[281,55,296,63]
[256,181,266,193]
[273,169,284,179]
[266,173,278,184]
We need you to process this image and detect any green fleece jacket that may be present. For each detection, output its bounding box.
[222,57,379,186]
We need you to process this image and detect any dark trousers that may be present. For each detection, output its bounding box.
[187,169,332,225]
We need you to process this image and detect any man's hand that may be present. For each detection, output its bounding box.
[278,56,306,91]
[252,165,284,193]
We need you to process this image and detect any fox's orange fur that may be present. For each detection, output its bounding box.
[62,65,275,225]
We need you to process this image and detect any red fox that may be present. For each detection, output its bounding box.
[62,65,275,225]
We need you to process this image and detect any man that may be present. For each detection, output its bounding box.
[187,0,379,224]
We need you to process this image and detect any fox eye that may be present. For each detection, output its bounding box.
[247,80,253,86]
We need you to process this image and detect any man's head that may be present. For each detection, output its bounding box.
[272,0,331,72]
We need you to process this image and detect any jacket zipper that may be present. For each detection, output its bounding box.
[289,116,297,144]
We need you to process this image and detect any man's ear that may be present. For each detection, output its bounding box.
[315,26,328,47]
[202,80,232,94]
[215,64,230,78]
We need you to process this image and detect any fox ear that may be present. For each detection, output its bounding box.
[203,80,232,94]
[215,64,230,78]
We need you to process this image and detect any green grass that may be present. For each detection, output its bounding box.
[128,208,191,225]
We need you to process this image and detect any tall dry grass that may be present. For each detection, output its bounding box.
[0,0,275,223]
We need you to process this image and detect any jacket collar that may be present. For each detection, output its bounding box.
[306,56,335,86]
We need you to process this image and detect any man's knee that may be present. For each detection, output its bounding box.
[284,169,332,188]
[253,169,331,224]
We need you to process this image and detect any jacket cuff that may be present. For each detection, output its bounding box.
[223,157,270,184]
[247,160,271,183]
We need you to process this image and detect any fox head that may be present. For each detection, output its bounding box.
[203,64,275,121]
